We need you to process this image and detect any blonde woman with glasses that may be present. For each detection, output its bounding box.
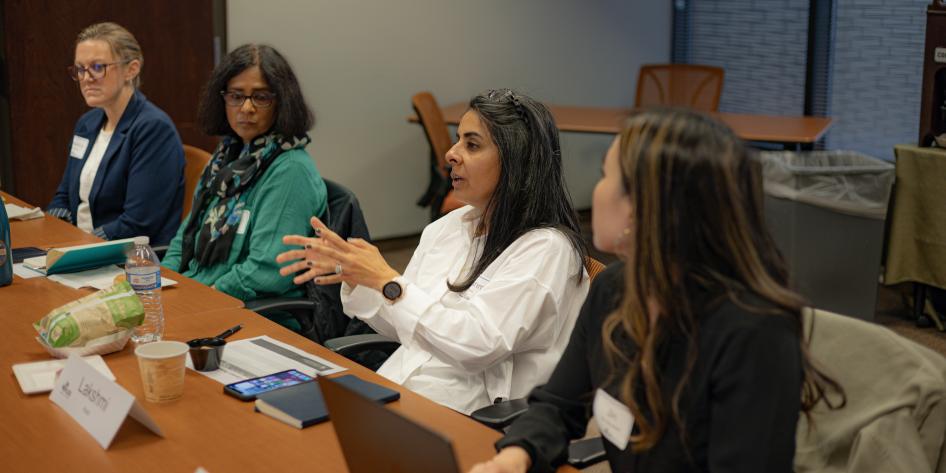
[48,22,184,245]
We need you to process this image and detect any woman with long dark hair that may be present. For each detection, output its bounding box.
[471,109,843,473]
[161,44,327,302]
[277,89,589,414]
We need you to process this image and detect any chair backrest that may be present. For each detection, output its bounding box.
[412,91,453,174]
[412,91,464,219]
[182,144,212,219]
[302,180,384,365]
[794,308,946,471]
[323,179,371,244]
[635,64,724,112]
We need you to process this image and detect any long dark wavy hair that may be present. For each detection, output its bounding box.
[447,89,587,292]
[601,108,844,452]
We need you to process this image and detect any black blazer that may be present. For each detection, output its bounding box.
[48,90,185,245]
[497,262,803,473]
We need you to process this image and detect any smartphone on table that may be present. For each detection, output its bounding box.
[223,369,315,401]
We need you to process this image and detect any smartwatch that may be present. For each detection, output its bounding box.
[382,280,403,302]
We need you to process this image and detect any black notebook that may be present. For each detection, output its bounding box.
[254,374,400,429]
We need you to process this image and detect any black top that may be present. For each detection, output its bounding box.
[496,262,803,473]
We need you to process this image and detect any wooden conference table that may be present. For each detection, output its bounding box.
[411,102,834,149]
[1,192,555,472]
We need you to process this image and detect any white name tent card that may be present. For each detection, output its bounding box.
[49,354,163,449]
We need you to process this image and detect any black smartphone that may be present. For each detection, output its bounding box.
[12,247,46,264]
[223,369,315,401]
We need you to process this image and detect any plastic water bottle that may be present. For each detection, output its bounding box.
[0,202,11,287]
[126,236,163,343]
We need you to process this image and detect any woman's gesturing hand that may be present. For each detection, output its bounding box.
[276,216,400,291]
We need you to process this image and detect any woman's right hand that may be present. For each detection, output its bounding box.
[468,446,531,473]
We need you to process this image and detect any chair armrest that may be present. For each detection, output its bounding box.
[152,245,169,261]
[471,399,607,468]
[470,398,530,431]
[323,334,401,357]
[567,437,606,469]
[245,298,317,313]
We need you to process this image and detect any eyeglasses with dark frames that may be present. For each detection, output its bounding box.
[220,90,277,109]
[67,61,130,81]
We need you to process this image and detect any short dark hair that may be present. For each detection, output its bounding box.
[197,44,314,137]
[448,89,588,292]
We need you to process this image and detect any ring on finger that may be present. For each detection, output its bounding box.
[334,262,343,275]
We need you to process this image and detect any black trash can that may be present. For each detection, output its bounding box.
[759,151,895,321]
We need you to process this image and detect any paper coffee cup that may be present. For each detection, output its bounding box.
[135,341,189,403]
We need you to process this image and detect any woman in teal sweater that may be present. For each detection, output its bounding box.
[162,44,326,302]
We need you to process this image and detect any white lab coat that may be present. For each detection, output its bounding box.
[342,206,589,414]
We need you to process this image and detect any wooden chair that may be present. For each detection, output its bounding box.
[182,144,211,219]
[412,92,464,221]
[635,64,725,112]
[585,257,607,281]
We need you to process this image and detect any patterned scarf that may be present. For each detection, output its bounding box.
[179,133,310,272]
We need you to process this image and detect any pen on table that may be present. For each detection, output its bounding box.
[216,324,243,340]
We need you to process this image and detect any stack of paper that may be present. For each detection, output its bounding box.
[187,335,345,385]
[45,264,178,290]
[12,355,115,394]
[4,203,43,220]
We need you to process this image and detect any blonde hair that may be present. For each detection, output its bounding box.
[76,22,143,88]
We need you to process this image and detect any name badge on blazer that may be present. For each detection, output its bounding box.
[593,388,634,451]
[70,136,90,159]
[236,210,251,235]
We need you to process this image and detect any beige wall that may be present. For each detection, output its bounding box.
[229,0,671,238]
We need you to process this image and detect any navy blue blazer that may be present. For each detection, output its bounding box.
[48,90,185,246]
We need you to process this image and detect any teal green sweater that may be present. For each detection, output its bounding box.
[162,148,327,302]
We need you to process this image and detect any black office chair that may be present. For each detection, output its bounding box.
[242,180,395,369]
